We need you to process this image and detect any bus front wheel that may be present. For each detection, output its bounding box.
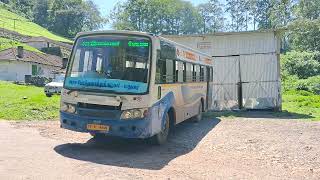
[151,113,170,145]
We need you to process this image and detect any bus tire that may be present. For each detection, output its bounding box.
[151,113,170,145]
[193,102,203,122]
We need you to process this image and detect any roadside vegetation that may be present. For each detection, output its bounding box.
[0,7,71,43]
[0,81,59,120]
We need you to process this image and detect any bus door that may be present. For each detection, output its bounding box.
[206,67,213,110]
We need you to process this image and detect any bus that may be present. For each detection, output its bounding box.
[60,31,213,145]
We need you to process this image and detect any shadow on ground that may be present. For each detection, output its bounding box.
[54,118,220,170]
[204,110,314,120]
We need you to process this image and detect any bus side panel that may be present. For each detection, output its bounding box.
[149,91,175,135]
[179,82,207,121]
[157,82,207,124]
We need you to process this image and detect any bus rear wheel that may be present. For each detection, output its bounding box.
[151,113,170,145]
[193,102,203,122]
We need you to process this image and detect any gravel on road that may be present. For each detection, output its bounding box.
[0,116,319,179]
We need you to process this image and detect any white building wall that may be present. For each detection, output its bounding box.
[0,60,57,82]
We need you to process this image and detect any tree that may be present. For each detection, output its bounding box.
[8,0,35,19]
[48,0,105,38]
[295,0,320,20]
[288,19,320,52]
[255,0,273,29]
[33,0,50,28]
[110,0,202,35]
[198,0,225,33]
[225,0,250,31]
[269,0,294,28]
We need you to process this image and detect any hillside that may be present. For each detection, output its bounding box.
[0,7,72,43]
[0,37,41,53]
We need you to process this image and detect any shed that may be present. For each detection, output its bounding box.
[163,30,282,111]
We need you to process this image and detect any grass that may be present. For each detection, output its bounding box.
[204,90,320,121]
[282,90,320,120]
[0,7,72,43]
[0,37,42,53]
[0,81,319,121]
[0,81,59,121]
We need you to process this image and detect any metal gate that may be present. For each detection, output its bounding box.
[211,56,240,110]
[211,53,281,111]
[240,54,281,110]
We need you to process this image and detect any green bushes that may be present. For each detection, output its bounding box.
[281,51,320,79]
[281,51,320,95]
[296,76,320,94]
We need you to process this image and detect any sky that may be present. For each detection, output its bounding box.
[92,0,209,30]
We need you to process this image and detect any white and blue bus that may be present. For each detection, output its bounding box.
[60,31,213,144]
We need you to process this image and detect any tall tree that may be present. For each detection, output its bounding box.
[255,0,273,29]
[110,0,202,35]
[8,0,35,19]
[295,0,320,20]
[225,0,250,31]
[33,0,50,28]
[198,0,225,33]
[48,0,105,38]
[270,0,294,28]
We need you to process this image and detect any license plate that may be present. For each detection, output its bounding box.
[87,124,109,131]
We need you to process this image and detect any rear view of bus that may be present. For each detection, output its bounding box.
[60,31,213,145]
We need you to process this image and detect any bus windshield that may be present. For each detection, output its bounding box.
[65,35,151,94]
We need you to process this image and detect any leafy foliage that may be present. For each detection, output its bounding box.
[197,0,225,33]
[110,0,203,35]
[281,51,320,79]
[0,7,71,42]
[1,0,105,38]
[288,19,320,52]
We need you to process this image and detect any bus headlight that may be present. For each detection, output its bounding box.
[61,102,76,114]
[120,108,148,120]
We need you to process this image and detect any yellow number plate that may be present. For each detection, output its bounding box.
[87,124,110,131]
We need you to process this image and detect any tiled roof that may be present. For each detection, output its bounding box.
[0,48,63,67]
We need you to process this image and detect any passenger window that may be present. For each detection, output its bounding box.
[185,63,193,82]
[156,59,175,84]
[193,65,200,82]
[200,66,205,82]
[175,61,184,83]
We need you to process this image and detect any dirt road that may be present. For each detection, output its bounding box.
[0,116,319,179]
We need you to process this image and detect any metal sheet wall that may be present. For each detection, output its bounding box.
[240,54,279,82]
[240,54,281,110]
[164,31,279,57]
[211,56,239,110]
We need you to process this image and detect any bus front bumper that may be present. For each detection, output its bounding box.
[60,111,153,139]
